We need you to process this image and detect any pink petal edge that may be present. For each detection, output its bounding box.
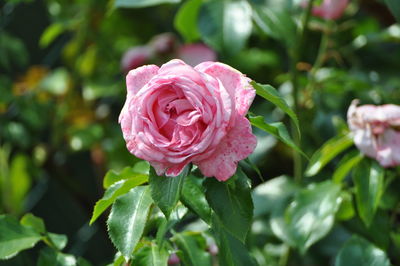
[196,115,257,181]
[195,62,255,116]
[126,65,159,94]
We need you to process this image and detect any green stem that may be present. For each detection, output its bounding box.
[279,245,290,266]
[290,0,315,183]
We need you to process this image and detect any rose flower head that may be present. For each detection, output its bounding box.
[119,59,257,181]
[347,100,400,167]
[302,0,349,20]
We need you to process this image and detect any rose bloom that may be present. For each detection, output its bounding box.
[303,0,349,20]
[347,100,400,167]
[119,59,257,181]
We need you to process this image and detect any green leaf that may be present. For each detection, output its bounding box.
[250,82,300,136]
[270,181,341,254]
[249,115,305,157]
[204,168,253,242]
[305,133,353,177]
[336,192,355,221]
[39,23,65,48]
[181,174,212,224]
[198,0,252,55]
[103,166,148,189]
[0,215,41,259]
[344,210,390,250]
[332,151,363,184]
[353,159,385,227]
[131,242,169,266]
[174,0,201,42]
[155,204,188,247]
[107,186,153,259]
[90,175,148,224]
[10,154,31,214]
[37,247,77,266]
[172,232,211,266]
[46,233,68,250]
[211,216,257,266]
[334,236,390,266]
[252,175,298,217]
[384,0,400,23]
[149,165,189,219]
[252,6,297,48]
[20,213,46,234]
[114,0,180,8]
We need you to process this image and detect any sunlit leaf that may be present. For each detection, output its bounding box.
[149,165,189,219]
[305,134,353,177]
[335,236,390,266]
[251,81,299,136]
[37,247,77,266]
[10,154,31,215]
[251,6,297,48]
[252,175,298,217]
[172,232,212,266]
[39,23,65,48]
[107,186,153,259]
[47,233,68,251]
[0,215,41,259]
[198,0,252,55]
[332,151,363,184]
[20,213,46,234]
[211,216,257,266]
[131,242,169,266]
[90,175,149,224]
[270,181,341,254]
[249,115,305,157]
[181,174,212,224]
[174,0,201,42]
[103,166,148,189]
[204,168,253,242]
[353,159,385,227]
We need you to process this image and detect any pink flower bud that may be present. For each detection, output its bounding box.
[177,43,217,67]
[168,253,180,265]
[149,33,177,55]
[121,46,152,74]
[303,0,349,20]
[347,100,400,167]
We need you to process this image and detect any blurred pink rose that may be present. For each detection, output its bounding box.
[149,33,177,55]
[177,43,217,67]
[121,46,152,74]
[303,0,349,20]
[347,100,400,167]
[119,59,257,181]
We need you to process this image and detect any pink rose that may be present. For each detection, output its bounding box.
[303,0,349,20]
[177,43,217,67]
[119,59,257,181]
[347,100,400,167]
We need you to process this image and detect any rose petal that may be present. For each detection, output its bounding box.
[196,115,257,181]
[126,65,159,94]
[158,59,203,85]
[195,62,255,116]
[376,129,400,167]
